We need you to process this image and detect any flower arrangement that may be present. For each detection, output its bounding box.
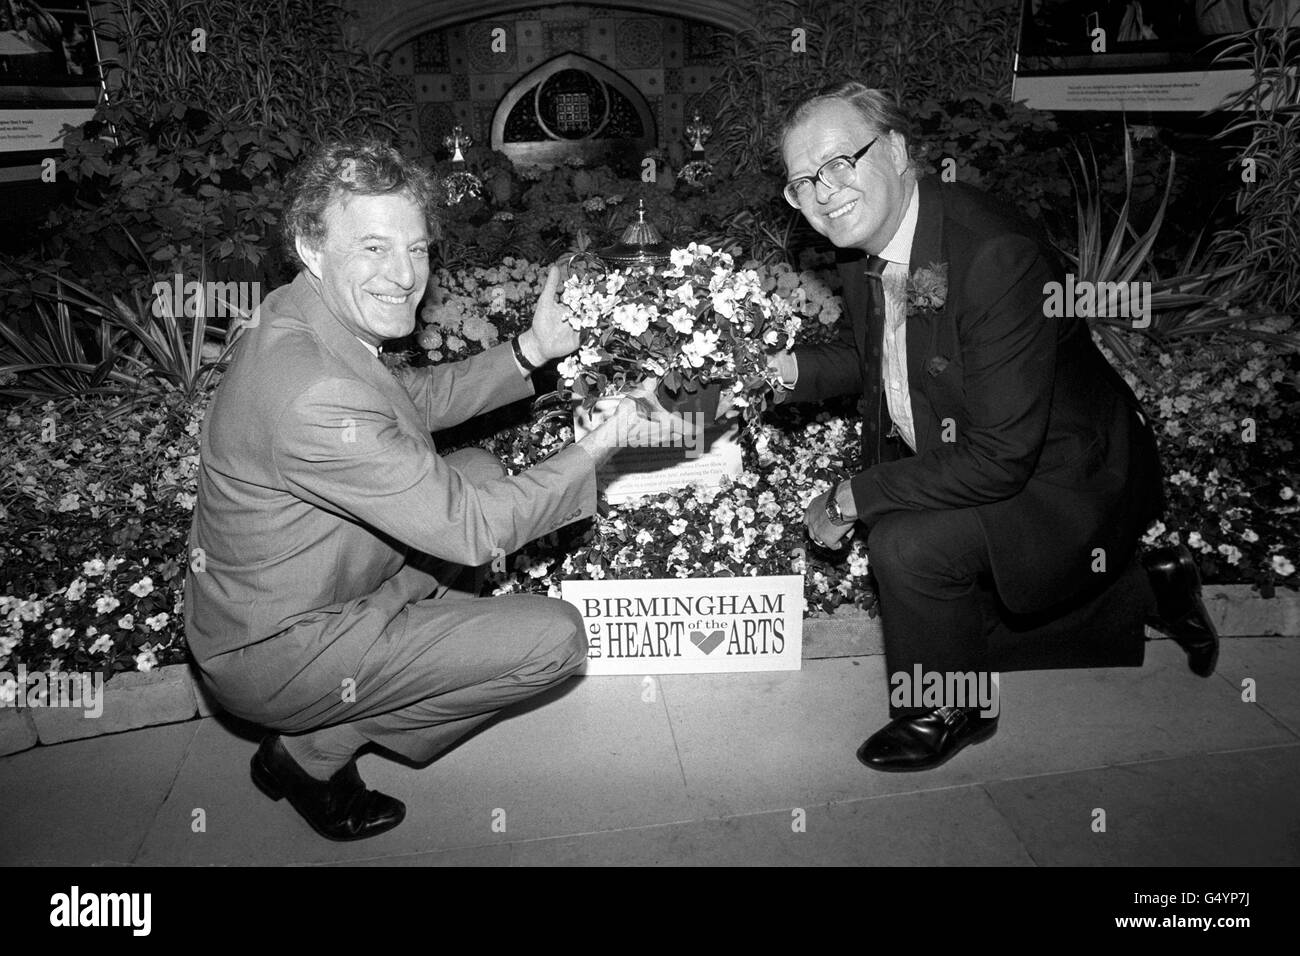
[1,392,204,679]
[1099,323,1298,591]
[555,244,839,422]
[483,401,878,615]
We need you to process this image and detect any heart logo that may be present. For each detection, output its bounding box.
[690,629,725,655]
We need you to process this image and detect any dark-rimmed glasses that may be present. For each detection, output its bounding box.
[782,137,878,207]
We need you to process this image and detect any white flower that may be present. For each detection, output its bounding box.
[849,552,871,577]
[89,635,112,655]
[556,356,581,383]
[129,576,154,598]
[1282,487,1295,501]
[57,493,81,512]
[1272,555,1295,576]
[117,613,136,631]
[65,578,87,602]
[82,558,107,577]
[1242,528,1259,543]
[1217,544,1242,566]
[585,562,606,580]
[94,595,120,615]
[50,626,74,648]
[681,329,720,368]
[669,518,688,536]
[667,307,694,334]
[135,647,158,672]
[1187,531,1204,548]
[144,612,170,631]
[612,303,650,337]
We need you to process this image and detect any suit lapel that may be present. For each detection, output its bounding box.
[281,273,430,439]
[905,179,948,454]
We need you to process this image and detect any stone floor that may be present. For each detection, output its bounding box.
[2,636,1297,866]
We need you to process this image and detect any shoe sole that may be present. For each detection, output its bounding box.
[858,720,1000,773]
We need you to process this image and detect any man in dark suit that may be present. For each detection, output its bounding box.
[185,141,675,840]
[773,83,1218,771]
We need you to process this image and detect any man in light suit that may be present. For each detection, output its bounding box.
[185,141,670,840]
[774,83,1218,771]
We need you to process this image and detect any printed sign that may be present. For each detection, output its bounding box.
[1012,69,1256,112]
[562,575,804,675]
[572,396,743,505]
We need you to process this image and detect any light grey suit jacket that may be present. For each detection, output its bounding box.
[184,271,597,664]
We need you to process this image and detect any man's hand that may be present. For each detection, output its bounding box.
[769,349,798,387]
[576,379,691,467]
[805,482,856,550]
[518,264,579,366]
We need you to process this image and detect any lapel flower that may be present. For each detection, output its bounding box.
[906,262,948,314]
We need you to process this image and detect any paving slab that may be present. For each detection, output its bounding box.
[135,674,691,864]
[509,786,1034,866]
[658,641,1296,817]
[984,744,1300,866]
[0,721,198,865]
[1211,636,1300,737]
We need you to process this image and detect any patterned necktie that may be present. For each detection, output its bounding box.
[862,255,888,466]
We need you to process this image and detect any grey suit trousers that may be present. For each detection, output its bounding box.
[197,449,588,764]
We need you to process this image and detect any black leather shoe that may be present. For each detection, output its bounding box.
[1143,545,1219,677]
[856,706,999,772]
[250,735,406,841]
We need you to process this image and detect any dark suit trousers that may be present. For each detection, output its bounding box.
[868,508,1152,719]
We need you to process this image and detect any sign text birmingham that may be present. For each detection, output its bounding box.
[581,593,786,619]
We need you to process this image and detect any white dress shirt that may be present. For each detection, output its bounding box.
[355,335,381,358]
[877,184,920,452]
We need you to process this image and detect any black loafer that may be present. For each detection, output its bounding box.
[250,735,406,841]
[856,706,999,772]
[1143,545,1220,677]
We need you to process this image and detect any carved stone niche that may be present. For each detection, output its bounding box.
[491,52,657,171]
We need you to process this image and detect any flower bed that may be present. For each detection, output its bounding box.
[2,260,1295,683]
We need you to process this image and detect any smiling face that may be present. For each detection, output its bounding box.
[781,98,914,255]
[296,190,430,347]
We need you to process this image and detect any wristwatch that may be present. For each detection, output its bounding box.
[825,481,851,524]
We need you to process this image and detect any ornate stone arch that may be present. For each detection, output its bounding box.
[352,0,749,54]
[490,52,656,168]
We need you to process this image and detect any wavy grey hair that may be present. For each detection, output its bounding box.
[282,140,441,266]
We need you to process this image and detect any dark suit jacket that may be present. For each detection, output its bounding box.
[792,178,1163,615]
[184,272,597,663]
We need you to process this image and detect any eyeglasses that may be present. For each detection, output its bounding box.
[782,137,878,208]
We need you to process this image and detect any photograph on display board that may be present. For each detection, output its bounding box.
[0,0,101,159]
[1012,0,1294,110]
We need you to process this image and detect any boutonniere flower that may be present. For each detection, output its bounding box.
[906,262,948,314]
